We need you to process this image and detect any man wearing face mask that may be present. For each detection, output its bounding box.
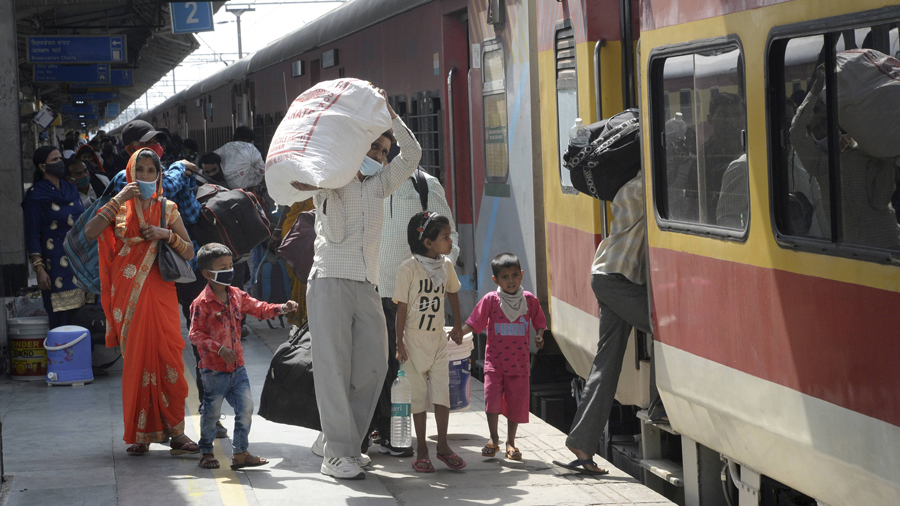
[198,152,229,187]
[101,138,127,175]
[292,88,422,480]
[790,64,900,249]
[65,157,109,208]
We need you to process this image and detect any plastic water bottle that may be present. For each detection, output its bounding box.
[665,112,687,142]
[390,365,412,448]
[569,118,591,147]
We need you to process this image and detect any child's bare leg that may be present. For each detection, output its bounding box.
[413,412,429,459]
[506,419,519,448]
[434,404,453,455]
[487,412,501,446]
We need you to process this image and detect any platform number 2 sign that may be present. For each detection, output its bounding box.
[170,2,215,35]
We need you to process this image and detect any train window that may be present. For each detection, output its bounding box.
[482,39,508,184]
[768,20,900,259]
[555,19,579,194]
[650,41,749,236]
[410,91,443,182]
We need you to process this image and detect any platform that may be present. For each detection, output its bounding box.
[0,316,675,506]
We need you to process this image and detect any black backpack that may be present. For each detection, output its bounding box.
[257,324,321,431]
[190,184,271,262]
[563,109,641,201]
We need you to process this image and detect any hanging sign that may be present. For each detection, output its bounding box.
[27,36,126,64]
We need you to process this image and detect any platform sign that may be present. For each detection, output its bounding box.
[110,70,133,87]
[34,64,110,83]
[61,104,99,115]
[105,103,120,118]
[74,114,100,120]
[27,36,126,64]
[72,92,119,102]
[170,2,214,35]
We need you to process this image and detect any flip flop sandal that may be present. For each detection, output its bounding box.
[169,438,201,456]
[506,446,522,460]
[552,458,609,476]
[436,452,466,470]
[199,454,220,469]
[231,452,269,470]
[126,443,148,456]
[411,459,435,473]
[481,442,500,457]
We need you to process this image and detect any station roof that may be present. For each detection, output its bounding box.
[15,0,227,130]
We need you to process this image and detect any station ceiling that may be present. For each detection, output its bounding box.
[15,0,227,129]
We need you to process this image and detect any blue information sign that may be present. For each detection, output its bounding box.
[170,2,214,35]
[27,36,126,64]
[34,64,110,83]
[106,103,120,118]
[72,92,120,102]
[74,114,100,121]
[110,70,133,87]
[61,104,99,115]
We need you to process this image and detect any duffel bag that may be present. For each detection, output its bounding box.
[63,183,117,294]
[563,108,641,201]
[190,185,271,262]
[257,323,321,431]
[276,210,316,282]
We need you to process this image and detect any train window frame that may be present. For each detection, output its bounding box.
[765,7,900,265]
[647,35,751,241]
[555,18,580,195]
[481,38,509,185]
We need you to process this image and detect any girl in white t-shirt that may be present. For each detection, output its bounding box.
[394,211,466,472]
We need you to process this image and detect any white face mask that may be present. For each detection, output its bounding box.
[812,133,829,152]
[359,155,384,176]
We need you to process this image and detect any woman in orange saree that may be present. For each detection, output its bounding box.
[84,148,199,455]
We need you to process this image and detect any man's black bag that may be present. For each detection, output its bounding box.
[191,184,271,261]
[257,323,321,431]
[563,108,641,201]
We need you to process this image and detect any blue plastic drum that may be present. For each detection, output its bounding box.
[446,331,474,412]
[43,325,93,386]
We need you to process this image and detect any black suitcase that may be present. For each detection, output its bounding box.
[257,324,321,431]
[563,108,641,201]
[191,185,271,262]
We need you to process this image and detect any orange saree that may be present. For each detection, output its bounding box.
[99,149,189,444]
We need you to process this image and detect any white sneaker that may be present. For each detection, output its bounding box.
[311,432,325,457]
[321,457,365,480]
[353,453,371,467]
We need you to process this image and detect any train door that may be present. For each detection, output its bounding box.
[310,59,321,87]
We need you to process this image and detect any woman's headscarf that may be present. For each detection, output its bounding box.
[118,148,164,241]
[75,144,106,175]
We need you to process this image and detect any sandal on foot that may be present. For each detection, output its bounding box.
[436,452,466,470]
[552,458,609,476]
[481,442,500,457]
[411,459,435,473]
[199,454,220,469]
[126,443,148,456]
[506,446,522,460]
[169,437,201,455]
[231,451,269,470]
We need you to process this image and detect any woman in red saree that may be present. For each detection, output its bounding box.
[84,148,199,455]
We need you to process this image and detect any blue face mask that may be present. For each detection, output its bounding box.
[137,177,158,199]
[359,155,384,177]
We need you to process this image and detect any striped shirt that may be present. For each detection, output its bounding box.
[310,116,422,284]
[591,173,647,284]
[379,170,459,297]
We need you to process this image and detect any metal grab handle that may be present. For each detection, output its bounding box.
[447,67,458,224]
[43,332,88,351]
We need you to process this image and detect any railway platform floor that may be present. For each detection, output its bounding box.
[0,316,675,506]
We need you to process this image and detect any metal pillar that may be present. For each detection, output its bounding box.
[226,6,255,59]
[682,437,728,506]
[0,0,26,296]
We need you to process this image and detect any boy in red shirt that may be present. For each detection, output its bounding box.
[189,243,298,470]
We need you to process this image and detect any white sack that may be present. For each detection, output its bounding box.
[836,49,900,159]
[265,78,393,204]
[214,141,266,189]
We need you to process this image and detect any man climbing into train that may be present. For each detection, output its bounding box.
[554,169,666,476]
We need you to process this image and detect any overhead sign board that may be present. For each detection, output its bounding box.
[34,64,110,83]
[170,2,214,34]
[74,114,100,121]
[106,103,120,118]
[72,92,120,102]
[27,36,126,64]
[110,70,133,87]
[61,104,99,115]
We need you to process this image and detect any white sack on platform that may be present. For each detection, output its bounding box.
[265,78,392,204]
[836,49,900,159]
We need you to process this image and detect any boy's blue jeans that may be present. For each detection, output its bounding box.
[199,366,254,455]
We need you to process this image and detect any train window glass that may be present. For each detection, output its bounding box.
[482,40,508,184]
[652,44,749,232]
[769,23,900,257]
[555,19,578,194]
[410,91,443,182]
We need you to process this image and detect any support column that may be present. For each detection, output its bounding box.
[682,436,728,506]
[0,0,26,296]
